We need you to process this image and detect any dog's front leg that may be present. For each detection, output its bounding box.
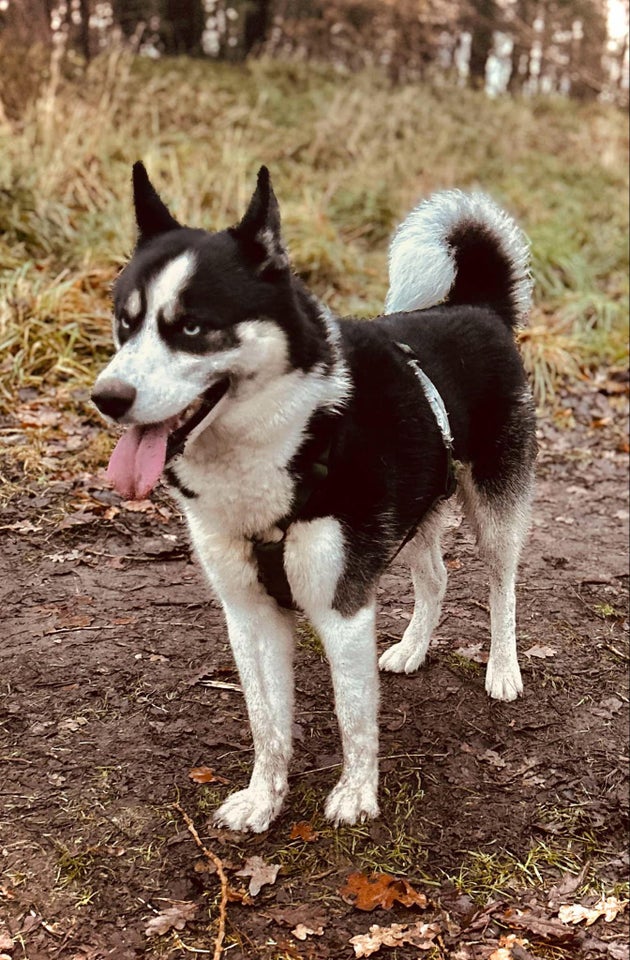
[214,596,294,832]
[285,518,380,826]
[314,602,380,825]
[191,532,294,833]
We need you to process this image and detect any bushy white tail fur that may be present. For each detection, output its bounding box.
[385,190,532,327]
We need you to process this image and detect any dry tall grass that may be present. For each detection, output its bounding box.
[0,50,628,415]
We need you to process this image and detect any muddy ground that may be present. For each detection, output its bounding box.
[1,372,628,960]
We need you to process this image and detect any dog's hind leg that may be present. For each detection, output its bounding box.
[379,507,448,674]
[458,464,533,702]
[285,518,380,826]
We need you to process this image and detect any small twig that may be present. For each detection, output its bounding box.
[173,802,228,960]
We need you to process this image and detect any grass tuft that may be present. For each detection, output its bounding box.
[0,50,627,433]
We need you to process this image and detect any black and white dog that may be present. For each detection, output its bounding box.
[92,163,536,832]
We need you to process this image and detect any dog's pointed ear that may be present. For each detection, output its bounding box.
[231,166,289,274]
[132,161,181,245]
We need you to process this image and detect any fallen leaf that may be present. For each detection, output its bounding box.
[340,872,427,911]
[55,613,93,629]
[0,933,13,952]
[291,923,324,940]
[590,697,623,720]
[265,904,328,931]
[0,520,41,533]
[504,907,577,942]
[455,643,487,663]
[235,856,280,896]
[524,644,557,659]
[226,886,253,904]
[558,896,629,927]
[478,749,507,768]
[488,935,532,960]
[47,550,82,563]
[290,821,320,842]
[145,901,197,938]
[188,766,230,785]
[547,867,588,908]
[57,717,88,733]
[349,921,440,957]
[122,499,155,512]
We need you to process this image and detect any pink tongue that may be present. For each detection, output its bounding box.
[107,423,171,500]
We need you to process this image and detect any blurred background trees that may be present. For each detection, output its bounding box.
[0,0,627,103]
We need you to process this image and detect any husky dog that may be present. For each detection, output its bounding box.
[92,163,536,832]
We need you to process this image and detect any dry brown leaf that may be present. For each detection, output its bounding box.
[504,907,577,942]
[235,856,280,897]
[188,766,230,785]
[291,923,324,940]
[289,821,320,842]
[340,872,427,911]
[455,642,487,663]
[56,613,93,629]
[349,920,439,957]
[0,932,14,952]
[225,885,253,904]
[547,866,589,908]
[488,934,531,960]
[478,748,507,768]
[145,901,197,938]
[57,717,88,733]
[558,896,629,927]
[524,644,557,658]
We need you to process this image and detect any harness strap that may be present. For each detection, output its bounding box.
[251,341,457,608]
[394,342,454,449]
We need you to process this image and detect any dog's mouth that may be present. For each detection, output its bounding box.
[106,378,230,501]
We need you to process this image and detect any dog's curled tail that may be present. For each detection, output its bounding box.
[384,190,532,328]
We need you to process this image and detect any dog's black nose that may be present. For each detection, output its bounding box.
[91,378,137,420]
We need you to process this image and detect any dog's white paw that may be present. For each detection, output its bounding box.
[325,779,379,826]
[379,642,426,674]
[213,786,284,833]
[485,657,523,701]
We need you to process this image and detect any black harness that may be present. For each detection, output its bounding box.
[251,341,457,610]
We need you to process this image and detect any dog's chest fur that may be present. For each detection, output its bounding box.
[168,364,348,541]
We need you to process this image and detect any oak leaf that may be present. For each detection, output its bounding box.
[524,644,557,658]
[289,821,320,842]
[291,923,324,940]
[235,856,280,896]
[145,901,197,938]
[349,920,439,957]
[340,872,427,911]
[558,896,628,927]
[188,766,230,785]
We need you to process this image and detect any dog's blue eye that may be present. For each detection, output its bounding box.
[182,322,201,336]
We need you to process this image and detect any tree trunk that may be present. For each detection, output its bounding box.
[161,0,205,55]
[468,0,497,89]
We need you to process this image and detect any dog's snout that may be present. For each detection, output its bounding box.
[91,378,137,420]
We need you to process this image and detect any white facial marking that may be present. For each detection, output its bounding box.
[146,251,197,322]
[95,250,228,424]
[125,289,141,319]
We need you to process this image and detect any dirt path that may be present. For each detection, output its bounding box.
[1,375,628,959]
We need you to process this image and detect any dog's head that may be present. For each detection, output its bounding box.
[92,163,321,500]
